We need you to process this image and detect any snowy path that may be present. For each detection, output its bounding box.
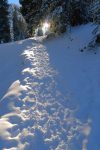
[0,40,88,150]
[0,24,100,150]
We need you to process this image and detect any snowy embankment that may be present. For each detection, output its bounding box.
[0,24,100,150]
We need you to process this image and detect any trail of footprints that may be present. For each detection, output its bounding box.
[3,42,89,150]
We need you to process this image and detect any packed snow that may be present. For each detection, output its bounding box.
[0,24,100,150]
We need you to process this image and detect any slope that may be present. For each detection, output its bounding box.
[0,23,100,150]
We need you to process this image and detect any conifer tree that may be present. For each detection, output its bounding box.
[13,5,27,41]
[0,0,10,43]
[41,0,68,33]
[67,0,87,26]
[88,0,100,23]
[20,0,42,36]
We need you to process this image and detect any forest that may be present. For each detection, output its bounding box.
[0,0,99,43]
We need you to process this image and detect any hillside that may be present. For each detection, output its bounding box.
[0,24,100,150]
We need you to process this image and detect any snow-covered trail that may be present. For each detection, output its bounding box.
[0,24,100,150]
[0,41,87,150]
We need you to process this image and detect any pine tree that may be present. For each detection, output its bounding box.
[88,0,100,23]
[0,0,10,43]
[9,4,14,41]
[40,0,68,33]
[67,0,87,26]
[12,5,27,41]
[9,4,27,41]
[19,0,42,36]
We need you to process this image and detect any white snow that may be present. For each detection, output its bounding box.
[0,23,100,150]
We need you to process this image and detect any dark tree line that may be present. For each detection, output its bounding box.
[0,0,10,43]
[20,0,100,37]
[0,0,27,43]
[0,0,99,43]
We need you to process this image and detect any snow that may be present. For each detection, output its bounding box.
[0,23,100,150]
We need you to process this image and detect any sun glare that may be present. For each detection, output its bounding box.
[42,22,50,35]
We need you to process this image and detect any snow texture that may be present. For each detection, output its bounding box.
[0,24,100,150]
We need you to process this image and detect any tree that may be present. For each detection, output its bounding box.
[19,0,42,36]
[88,0,100,23]
[13,5,27,41]
[40,0,68,33]
[0,0,10,43]
[67,0,88,26]
[9,4,27,41]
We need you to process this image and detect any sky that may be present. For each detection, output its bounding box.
[8,0,20,5]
